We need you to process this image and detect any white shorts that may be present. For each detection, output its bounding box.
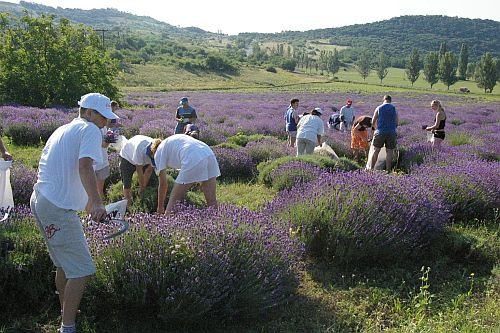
[175,155,221,184]
[30,189,96,278]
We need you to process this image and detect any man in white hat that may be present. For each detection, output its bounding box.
[30,93,119,333]
[296,107,325,156]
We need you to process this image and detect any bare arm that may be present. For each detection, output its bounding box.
[371,109,379,130]
[79,157,106,221]
[157,170,168,214]
[426,112,443,131]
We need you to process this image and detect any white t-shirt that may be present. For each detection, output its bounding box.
[119,135,154,166]
[36,118,103,210]
[154,134,214,173]
[340,105,355,124]
[94,127,109,171]
[296,115,325,142]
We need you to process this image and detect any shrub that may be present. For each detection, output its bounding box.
[5,124,40,146]
[85,206,303,325]
[243,136,290,164]
[257,154,358,188]
[227,133,265,147]
[10,161,38,205]
[265,171,449,265]
[411,152,500,222]
[266,66,277,73]
[0,208,55,321]
[213,147,256,181]
[268,160,323,191]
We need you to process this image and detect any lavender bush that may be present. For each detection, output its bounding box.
[410,147,500,222]
[212,147,256,181]
[85,205,303,324]
[265,171,450,265]
[10,161,38,205]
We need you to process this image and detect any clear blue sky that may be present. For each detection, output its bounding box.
[5,0,500,35]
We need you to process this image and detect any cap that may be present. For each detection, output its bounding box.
[179,97,189,105]
[184,124,200,133]
[78,93,119,120]
[313,107,323,115]
[346,99,353,105]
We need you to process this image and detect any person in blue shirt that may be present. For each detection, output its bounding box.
[284,98,300,147]
[175,97,197,134]
[367,95,398,171]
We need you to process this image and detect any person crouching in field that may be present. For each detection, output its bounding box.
[30,93,119,333]
[296,107,325,156]
[154,134,221,214]
[351,115,372,164]
[119,135,162,204]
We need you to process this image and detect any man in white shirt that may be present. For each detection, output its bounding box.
[340,99,356,133]
[30,93,118,333]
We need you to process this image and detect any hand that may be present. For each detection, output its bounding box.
[88,203,107,222]
[2,151,12,161]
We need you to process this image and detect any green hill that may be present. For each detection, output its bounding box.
[1,2,497,61]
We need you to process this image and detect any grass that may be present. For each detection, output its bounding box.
[117,63,500,98]
[1,136,42,168]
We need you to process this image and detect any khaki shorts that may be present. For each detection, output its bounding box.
[175,155,221,184]
[287,130,297,138]
[30,188,96,279]
[372,132,397,150]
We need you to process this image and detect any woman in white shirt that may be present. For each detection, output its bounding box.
[154,134,220,214]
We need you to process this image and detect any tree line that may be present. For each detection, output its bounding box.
[0,13,119,107]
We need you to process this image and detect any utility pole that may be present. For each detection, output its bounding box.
[94,29,109,49]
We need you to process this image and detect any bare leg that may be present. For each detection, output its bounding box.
[56,267,89,326]
[165,183,192,213]
[386,148,394,171]
[55,267,66,310]
[290,136,296,148]
[200,177,217,208]
[369,147,381,170]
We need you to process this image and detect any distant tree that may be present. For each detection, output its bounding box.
[0,13,119,107]
[438,41,447,58]
[326,49,340,77]
[280,58,297,72]
[475,53,498,93]
[375,51,389,84]
[356,50,371,81]
[423,51,439,88]
[405,48,421,86]
[457,43,469,80]
[438,51,458,90]
[466,62,476,80]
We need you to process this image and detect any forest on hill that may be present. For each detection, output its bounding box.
[2,1,498,62]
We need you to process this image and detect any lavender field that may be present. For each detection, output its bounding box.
[1,91,499,332]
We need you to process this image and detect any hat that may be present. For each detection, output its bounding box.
[313,107,323,115]
[184,124,200,134]
[179,97,189,105]
[346,99,353,105]
[78,93,119,120]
